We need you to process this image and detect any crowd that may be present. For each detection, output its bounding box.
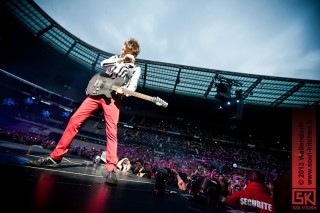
[0,121,291,212]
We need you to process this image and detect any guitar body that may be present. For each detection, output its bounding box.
[86,73,124,98]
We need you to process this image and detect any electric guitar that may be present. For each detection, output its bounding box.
[86,72,168,108]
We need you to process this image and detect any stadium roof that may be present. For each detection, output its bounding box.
[2,0,320,109]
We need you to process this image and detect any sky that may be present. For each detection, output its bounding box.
[34,0,320,81]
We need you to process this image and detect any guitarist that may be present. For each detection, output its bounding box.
[30,38,141,185]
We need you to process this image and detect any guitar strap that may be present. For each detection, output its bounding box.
[126,66,135,80]
[121,63,135,87]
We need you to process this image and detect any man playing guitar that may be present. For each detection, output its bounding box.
[30,38,141,185]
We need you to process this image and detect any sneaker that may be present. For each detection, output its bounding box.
[29,156,61,167]
[105,170,118,185]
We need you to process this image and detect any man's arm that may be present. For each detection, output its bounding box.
[125,66,141,92]
[100,55,118,68]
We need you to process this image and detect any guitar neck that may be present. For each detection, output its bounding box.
[111,85,152,101]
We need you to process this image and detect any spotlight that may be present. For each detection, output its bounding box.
[24,97,35,105]
[41,110,51,118]
[61,111,71,117]
[2,98,16,106]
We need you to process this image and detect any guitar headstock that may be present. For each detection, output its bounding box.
[151,97,168,108]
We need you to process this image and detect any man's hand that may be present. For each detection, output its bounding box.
[115,87,124,97]
[118,54,135,63]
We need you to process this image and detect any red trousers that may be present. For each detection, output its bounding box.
[50,95,121,172]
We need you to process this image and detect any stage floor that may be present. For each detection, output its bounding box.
[0,140,231,213]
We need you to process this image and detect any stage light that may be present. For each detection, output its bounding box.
[24,97,35,105]
[61,111,71,117]
[2,98,16,106]
[41,110,51,118]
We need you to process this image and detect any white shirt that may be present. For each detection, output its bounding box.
[100,55,141,92]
